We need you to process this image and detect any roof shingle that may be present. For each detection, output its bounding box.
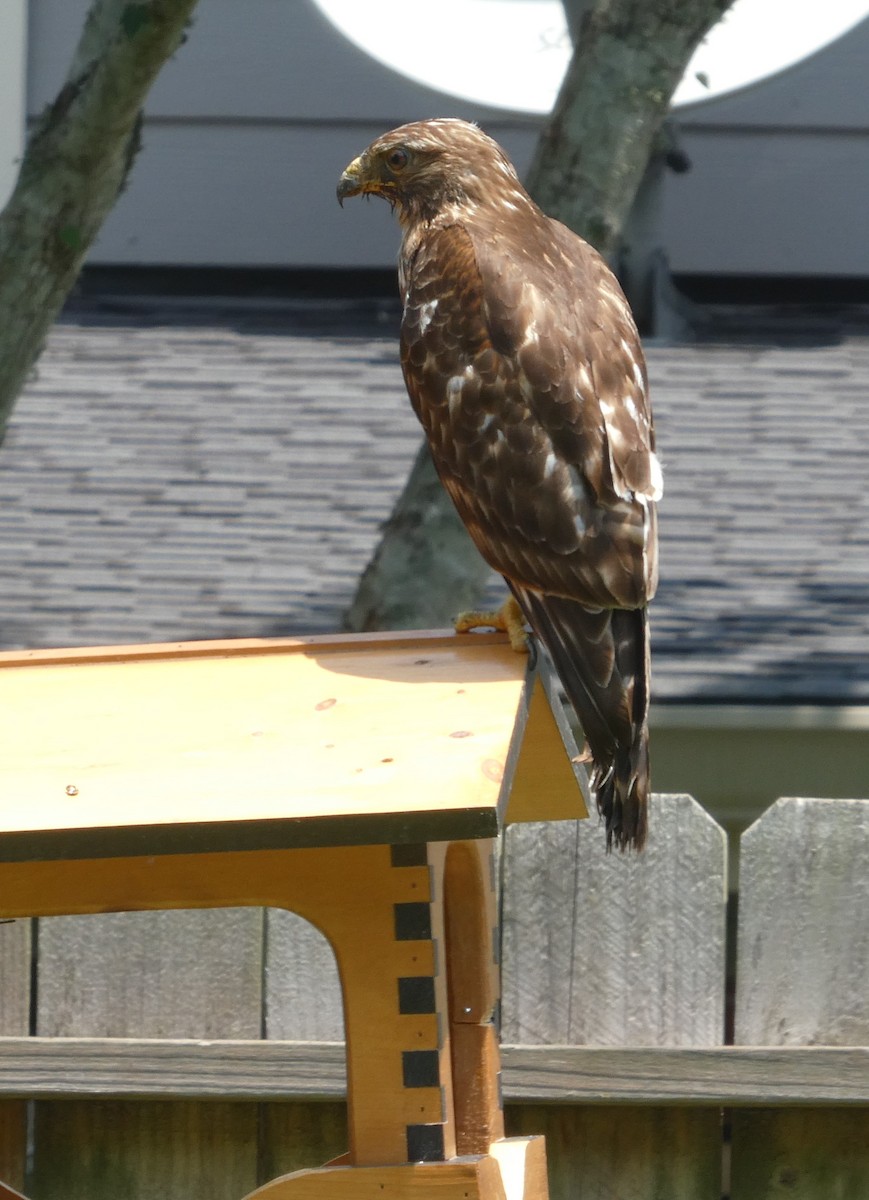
[2,293,868,703]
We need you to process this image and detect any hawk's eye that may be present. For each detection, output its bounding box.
[386,147,409,172]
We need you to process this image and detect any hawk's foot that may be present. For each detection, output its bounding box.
[454,596,528,654]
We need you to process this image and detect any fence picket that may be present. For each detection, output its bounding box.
[732,797,869,1200]
[32,909,265,1199]
[264,910,343,1041]
[0,919,30,1191]
[502,793,728,1200]
[37,910,264,1038]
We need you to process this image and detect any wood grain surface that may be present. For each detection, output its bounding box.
[1,1040,865,1104]
[501,794,728,1045]
[731,797,869,1199]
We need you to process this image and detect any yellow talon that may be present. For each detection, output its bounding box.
[454,596,528,654]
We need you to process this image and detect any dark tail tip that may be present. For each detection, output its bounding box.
[594,748,649,853]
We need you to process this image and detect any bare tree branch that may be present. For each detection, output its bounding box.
[0,0,200,439]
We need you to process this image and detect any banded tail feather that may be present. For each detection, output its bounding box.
[511,586,651,851]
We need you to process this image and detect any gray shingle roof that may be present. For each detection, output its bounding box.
[649,316,869,701]
[2,293,868,703]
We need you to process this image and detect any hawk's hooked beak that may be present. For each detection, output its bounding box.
[337,156,365,206]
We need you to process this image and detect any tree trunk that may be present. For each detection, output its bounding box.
[0,0,201,439]
[345,0,734,633]
[528,0,734,258]
[344,441,494,632]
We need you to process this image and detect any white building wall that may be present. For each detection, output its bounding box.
[21,0,869,275]
[0,0,27,209]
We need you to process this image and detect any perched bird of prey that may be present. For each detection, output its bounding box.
[338,119,662,850]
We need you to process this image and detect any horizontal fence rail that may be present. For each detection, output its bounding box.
[0,1040,867,1106]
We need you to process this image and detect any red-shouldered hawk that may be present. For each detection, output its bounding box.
[339,119,662,850]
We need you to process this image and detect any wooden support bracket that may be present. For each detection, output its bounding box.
[241,1136,547,1200]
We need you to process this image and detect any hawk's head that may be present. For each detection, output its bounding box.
[337,119,525,225]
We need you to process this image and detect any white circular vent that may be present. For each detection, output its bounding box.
[313,0,869,112]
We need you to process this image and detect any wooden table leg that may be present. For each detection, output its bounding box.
[245,837,548,1200]
[318,842,457,1167]
[442,839,504,1154]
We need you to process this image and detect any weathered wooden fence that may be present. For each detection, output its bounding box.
[0,793,866,1199]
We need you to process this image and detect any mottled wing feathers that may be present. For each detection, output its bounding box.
[400,220,656,611]
[546,219,660,505]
